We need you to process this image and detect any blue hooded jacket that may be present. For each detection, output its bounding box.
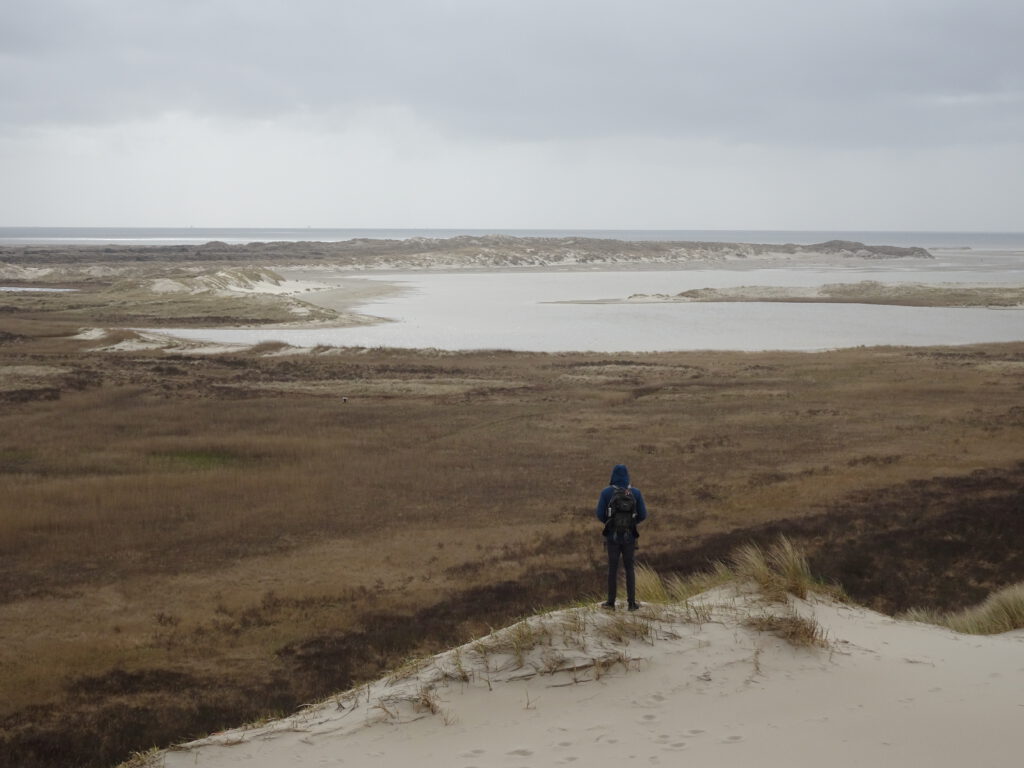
[595,464,648,540]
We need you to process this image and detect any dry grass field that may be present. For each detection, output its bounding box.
[2,309,1024,766]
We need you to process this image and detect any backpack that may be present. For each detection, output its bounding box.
[607,486,637,536]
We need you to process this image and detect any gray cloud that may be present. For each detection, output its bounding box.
[2,0,1022,230]
[2,0,1022,147]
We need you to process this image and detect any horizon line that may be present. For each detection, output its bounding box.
[2,226,1023,234]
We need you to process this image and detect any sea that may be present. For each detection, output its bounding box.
[2,227,1024,251]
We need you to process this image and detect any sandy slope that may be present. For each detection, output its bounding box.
[157,588,1023,768]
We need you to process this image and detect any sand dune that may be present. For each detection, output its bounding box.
[0,236,933,280]
[156,587,1023,768]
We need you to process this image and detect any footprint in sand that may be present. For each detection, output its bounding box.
[687,729,706,736]
[640,714,658,722]
[507,748,534,756]
[459,749,486,758]
[723,735,744,743]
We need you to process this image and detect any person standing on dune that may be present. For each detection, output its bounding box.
[595,464,648,611]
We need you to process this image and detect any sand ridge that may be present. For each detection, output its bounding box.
[0,236,935,278]
[158,588,1024,768]
[556,281,1024,309]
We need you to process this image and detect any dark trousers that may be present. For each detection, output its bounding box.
[606,536,636,605]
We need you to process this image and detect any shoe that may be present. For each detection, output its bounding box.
[628,602,641,611]
[601,602,616,610]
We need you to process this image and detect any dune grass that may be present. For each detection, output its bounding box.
[636,536,845,606]
[116,748,162,768]
[729,537,846,602]
[634,538,837,649]
[743,613,829,648]
[903,582,1024,635]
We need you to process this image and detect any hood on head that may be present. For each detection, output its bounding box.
[610,464,630,487]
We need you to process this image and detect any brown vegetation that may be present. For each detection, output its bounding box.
[2,309,1024,767]
[634,281,1024,307]
[0,276,342,328]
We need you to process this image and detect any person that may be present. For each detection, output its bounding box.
[595,464,648,611]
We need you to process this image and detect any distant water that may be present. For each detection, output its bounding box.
[2,227,1024,251]
[156,265,1024,353]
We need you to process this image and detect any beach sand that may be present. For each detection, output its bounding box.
[160,588,1023,768]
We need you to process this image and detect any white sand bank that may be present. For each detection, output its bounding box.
[598,281,1024,308]
[144,268,328,298]
[159,589,1023,768]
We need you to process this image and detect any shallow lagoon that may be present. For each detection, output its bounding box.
[158,255,1024,352]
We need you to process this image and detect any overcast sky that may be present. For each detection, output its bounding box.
[1,0,1022,229]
